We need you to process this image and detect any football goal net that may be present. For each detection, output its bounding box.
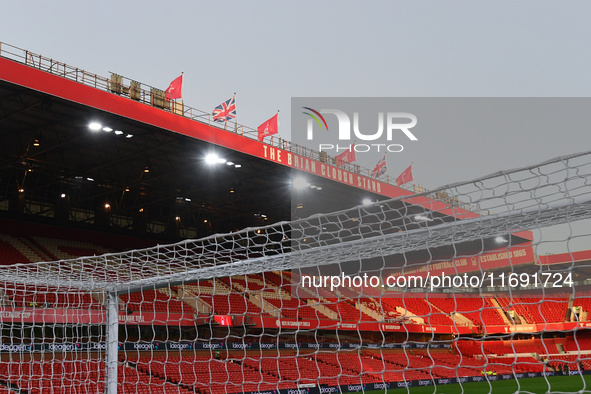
[1,150,591,393]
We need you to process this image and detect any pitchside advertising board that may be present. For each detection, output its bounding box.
[232,372,581,394]
[0,341,453,353]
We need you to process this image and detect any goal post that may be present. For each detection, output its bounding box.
[0,150,591,392]
[106,291,118,394]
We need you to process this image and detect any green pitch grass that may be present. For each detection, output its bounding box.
[380,375,591,394]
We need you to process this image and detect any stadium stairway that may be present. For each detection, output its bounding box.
[0,234,46,264]
[279,288,339,320]
[355,299,383,321]
[573,291,591,321]
[157,287,197,314]
[255,273,337,320]
[248,292,281,317]
[489,297,513,325]
[360,298,406,321]
[175,285,211,314]
[304,298,338,320]
[272,272,378,322]
[163,286,198,311]
[180,280,232,314]
[451,311,473,326]
[423,299,473,326]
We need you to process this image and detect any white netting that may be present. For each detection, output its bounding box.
[1,150,591,393]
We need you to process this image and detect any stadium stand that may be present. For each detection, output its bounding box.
[3,41,591,394]
[428,297,507,326]
[120,289,194,314]
[0,236,39,265]
[496,297,569,324]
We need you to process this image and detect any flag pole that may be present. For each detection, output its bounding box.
[180,72,184,104]
[277,110,280,146]
[234,92,237,133]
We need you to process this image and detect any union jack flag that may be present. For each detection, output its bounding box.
[370,154,387,179]
[212,95,236,123]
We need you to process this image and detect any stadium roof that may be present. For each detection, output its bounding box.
[0,44,401,243]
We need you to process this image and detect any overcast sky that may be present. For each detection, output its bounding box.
[3,1,590,188]
[3,1,590,253]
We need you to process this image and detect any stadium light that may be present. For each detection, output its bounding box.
[205,153,223,165]
[89,123,134,138]
[414,214,432,222]
[205,153,218,165]
[495,236,508,243]
[88,122,102,132]
[362,198,373,206]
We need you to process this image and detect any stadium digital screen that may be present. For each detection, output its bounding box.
[213,315,233,326]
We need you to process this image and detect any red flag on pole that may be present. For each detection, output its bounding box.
[335,144,356,167]
[257,113,279,141]
[165,74,183,100]
[396,164,413,186]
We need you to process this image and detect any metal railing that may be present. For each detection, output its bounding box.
[0,41,480,214]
